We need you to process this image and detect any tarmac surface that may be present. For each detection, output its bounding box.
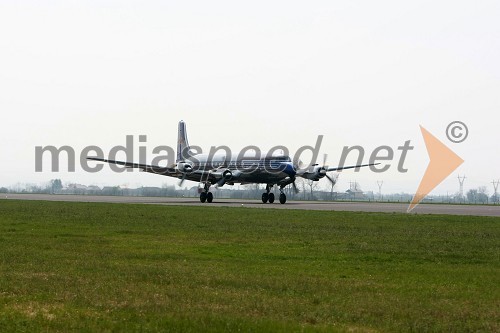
[3,193,500,217]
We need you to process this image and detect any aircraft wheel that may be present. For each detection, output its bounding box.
[279,193,286,204]
[262,192,269,203]
[268,193,275,203]
[207,192,213,203]
[200,192,207,203]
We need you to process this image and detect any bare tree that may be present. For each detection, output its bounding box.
[467,187,489,204]
[307,180,319,200]
[50,179,63,194]
[296,178,307,200]
[478,186,489,203]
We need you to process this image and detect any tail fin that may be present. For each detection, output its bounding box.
[177,120,191,162]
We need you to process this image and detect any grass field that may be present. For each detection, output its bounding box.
[0,200,498,332]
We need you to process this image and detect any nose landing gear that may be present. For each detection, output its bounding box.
[279,192,286,204]
[278,185,287,204]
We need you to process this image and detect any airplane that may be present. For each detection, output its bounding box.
[87,121,376,204]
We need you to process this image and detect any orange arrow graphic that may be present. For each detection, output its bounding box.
[408,126,464,212]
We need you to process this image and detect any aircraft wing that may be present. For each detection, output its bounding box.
[327,163,379,172]
[87,157,178,176]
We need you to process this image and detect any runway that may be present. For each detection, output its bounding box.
[3,193,500,217]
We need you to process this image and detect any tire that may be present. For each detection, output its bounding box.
[279,193,286,204]
[200,192,207,203]
[207,192,213,203]
[262,192,269,203]
[268,193,275,203]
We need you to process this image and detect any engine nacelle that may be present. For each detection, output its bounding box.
[222,169,233,181]
[215,169,241,187]
[302,165,326,181]
[177,162,193,173]
[316,166,327,178]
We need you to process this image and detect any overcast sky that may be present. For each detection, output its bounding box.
[1,1,499,194]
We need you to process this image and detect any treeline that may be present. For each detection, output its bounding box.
[2,179,498,204]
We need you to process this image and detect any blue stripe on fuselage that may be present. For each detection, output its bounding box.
[283,162,296,177]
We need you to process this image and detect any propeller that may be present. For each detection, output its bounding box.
[292,180,299,194]
[318,154,328,176]
[318,154,340,187]
[326,173,339,188]
[178,173,187,187]
[325,173,337,185]
[177,162,193,187]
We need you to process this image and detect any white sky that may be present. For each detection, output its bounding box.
[1,1,499,194]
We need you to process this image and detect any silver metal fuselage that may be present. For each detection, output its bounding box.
[179,153,295,185]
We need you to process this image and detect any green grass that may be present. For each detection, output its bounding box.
[0,200,498,332]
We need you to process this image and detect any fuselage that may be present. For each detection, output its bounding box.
[179,152,295,185]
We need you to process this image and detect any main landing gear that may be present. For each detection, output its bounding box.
[261,184,275,204]
[262,184,286,204]
[199,182,213,203]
